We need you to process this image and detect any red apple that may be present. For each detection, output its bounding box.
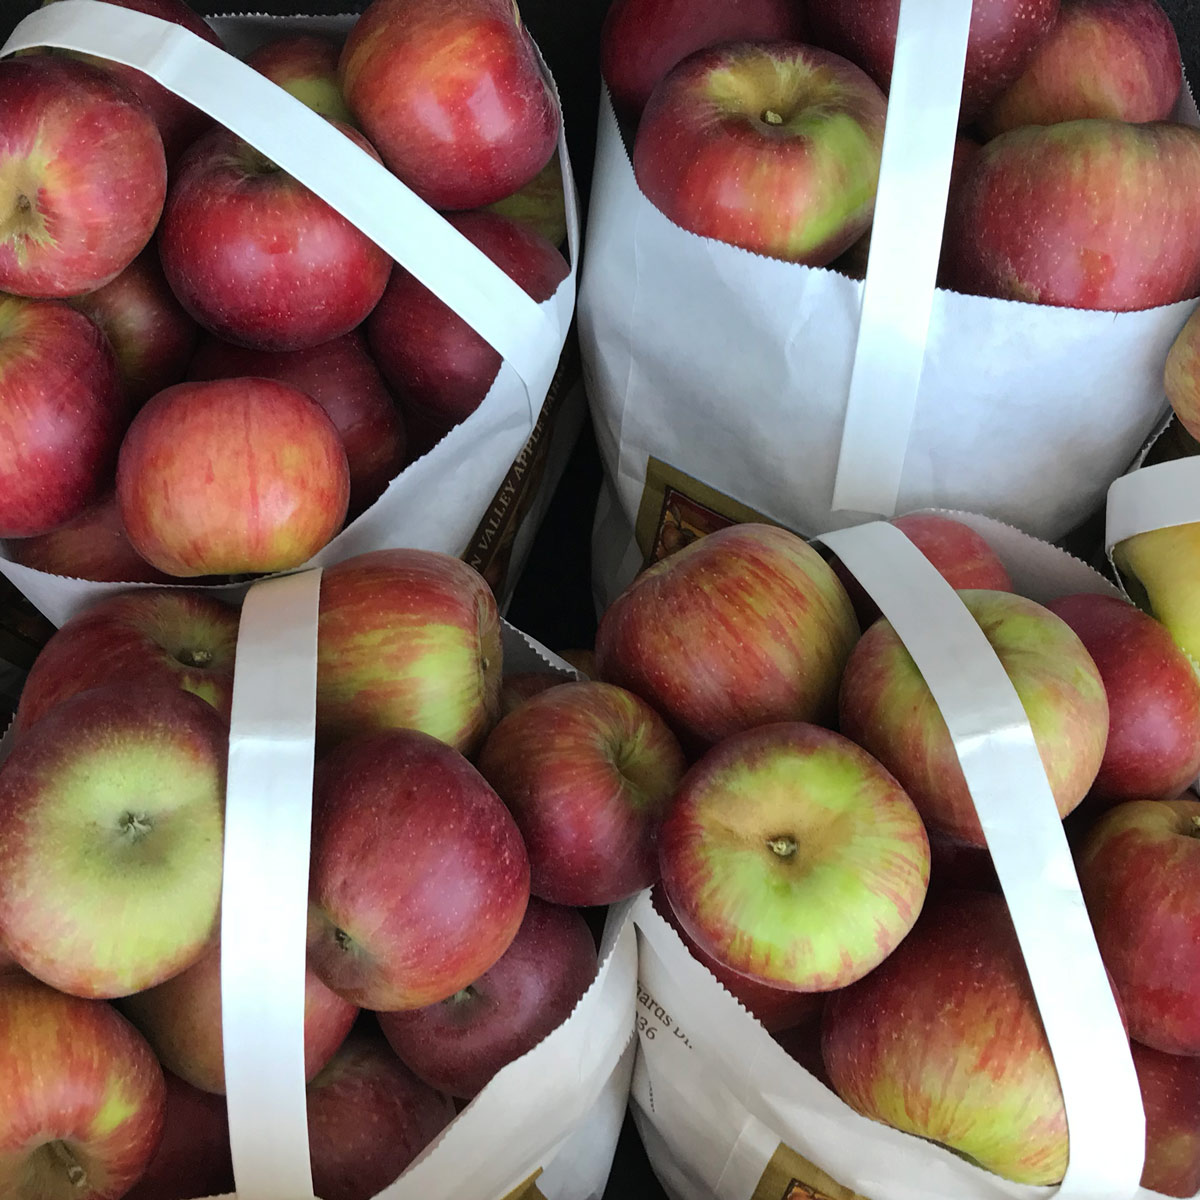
[116,377,350,577]
[1047,593,1200,804]
[378,897,597,1098]
[316,548,502,755]
[306,1029,457,1200]
[120,940,358,1096]
[307,729,531,1011]
[13,589,239,737]
[822,890,1080,1185]
[599,0,805,122]
[927,829,1000,894]
[0,973,166,1200]
[187,332,407,517]
[158,122,391,352]
[68,250,199,408]
[632,43,886,266]
[980,0,1181,136]
[0,57,165,298]
[0,685,226,1000]
[338,0,560,210]
[246,33,355,124]
[839,589,1109,847]
[2,492,171,584]
[772,1004,830,1088]
[477,681,687,905]
[660,722,930,991]
[805,0,1059,122]
[121,1071,234,1200]
[942,119,1200,311]
[0,295,128,538]
[595,523,860,750]
[1132,1040,1200,1198]
[1076,798,1200,1055]
[366,210,568,458]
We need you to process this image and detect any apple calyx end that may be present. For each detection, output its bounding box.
[761,110,785,127]
[119,811,153,844]
[333,926,354,953]
[177,646,214,669]
[766,834,797,860]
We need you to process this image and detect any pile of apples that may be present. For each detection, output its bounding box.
[0,0,569,585]
[600,0,1200,312]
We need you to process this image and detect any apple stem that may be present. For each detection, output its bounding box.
[761,110,784,126]
[1190,815,1200,839]
[49,1142,87,1191]
[766,835,797,859]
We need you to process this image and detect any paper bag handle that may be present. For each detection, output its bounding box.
[817,521,1145,1199]
[1106,457,1200,549]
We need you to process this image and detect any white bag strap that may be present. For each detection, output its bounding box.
[1,0,559,408]
[816,521,1144,1199]
[830,0,972,518]
[1106,456,1200,550]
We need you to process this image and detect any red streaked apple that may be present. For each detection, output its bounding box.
[0,57,166,298]
[0,973,166,1200]
[158,121,391,352]
[68,250,199,408]
[632,43,886,266]
[822,890,1082,1186]
[13,589,239,737]
[379,897,597,1099]
[366,210,568,459]
[484,153,568,248]
[0,685,226,999]
[247,33,355,124]
[839,589,1109,847]
[117,377,350,578]
[316,548,502,755]
[599,0,806,122]
[1132,1040,1200,1198]
[595,523,860,750]
[187,331,407,518]
[0,295,128,538]
[1076,798,1200,1055]
[1046,593,1200,804]
[338,0,560,210]
[659,722,930,992]
[307,729,530,1011]
[120,940,358,1096]
[1165,305,1200,441]
[477,681,687,905]
[306,1029,457,1200]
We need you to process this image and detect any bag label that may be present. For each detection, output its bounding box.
[753,1143,869,1200]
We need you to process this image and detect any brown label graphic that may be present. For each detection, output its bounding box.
[498,1168,547,1200]
[752,1143,870,1200]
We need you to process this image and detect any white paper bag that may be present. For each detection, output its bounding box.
[0,1,582,628]
[626,513,1181,1200]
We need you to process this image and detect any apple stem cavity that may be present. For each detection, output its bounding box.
[49,1141,88,1191]
[766,834,798,859]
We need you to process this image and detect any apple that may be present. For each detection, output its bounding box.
[117,377,350,577]
[839,589,1109,848]
[378,897,597,1098]
[41,0,226,163]
[772,1003,830,1087]
[157,121,391,352]
[595,523,860,750]
[0,295,128,538]
[1132,1040,1200,1198]
[0,57,165,299]
[477,681,687,905]
[187,332,407,518]
[68,250,199,408]
[2,492,171,584]
[980,0,1181,136]
[316,548,502,755]
[1165,305,1200,441]
[0,973,166,1200]
[1076,797,1200,1055]
[804,0,1058,123]
[484,153,568,248]
[927,829,1000,894]
[0,684,226,999]
[497,671,562,716]
[121,1071,234,1200]
[307,728,530,1011]
[632,43,886,266]
[942,119,1200,311]
[822,890,1081,1185]
[600,0,806,123]
[1113,523,1200,662]
[557,648,596,678]
[659,722,930,992]
[1046,593,1200,804]
[14,588,239,737]
[306,1028,457,1200]
[120,940,358,1096]
[338,0,560,210]
[246,33,355,124]
[651,885,824,1033]
[366,210,568,458]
